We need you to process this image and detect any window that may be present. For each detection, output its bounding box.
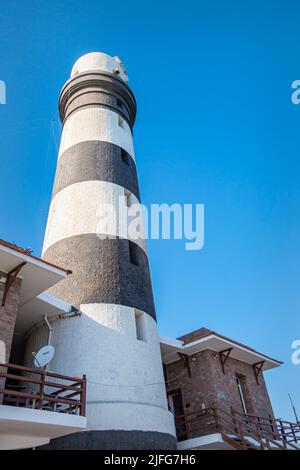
[124,188,132,207]
[167,389,184,417]
[167,389,187,439]
[116,98,123,108]
[118,115,125,128]
[236,374,248,414]
[129,240,139,266]
[121,148,129,165]
[135,310,146,341]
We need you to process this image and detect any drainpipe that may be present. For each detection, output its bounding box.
[44,315,52,345]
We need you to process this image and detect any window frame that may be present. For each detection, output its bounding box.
[121,148,129,165]
[129,240,139,266]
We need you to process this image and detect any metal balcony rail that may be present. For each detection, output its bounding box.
[0,362,86,416]
[174,406,300,450]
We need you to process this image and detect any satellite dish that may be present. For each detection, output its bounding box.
[33,345,55,368]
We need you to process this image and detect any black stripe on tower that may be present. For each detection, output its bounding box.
[62,92,132,127]
[43,234,156,320]
[52,141,140,200]
[59,72,137,128]
[38,430,177,450]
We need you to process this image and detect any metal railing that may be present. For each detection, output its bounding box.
[174,406,300,450]
[0,362,86,416]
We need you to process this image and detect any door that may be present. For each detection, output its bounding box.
[167,389,187,440]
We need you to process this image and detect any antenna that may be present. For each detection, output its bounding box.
[32,345,55,368]
[288,393,299,423]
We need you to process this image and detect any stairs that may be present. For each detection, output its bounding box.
[220,422,300,450]
[222,433,261,450]
[175,406,300,450]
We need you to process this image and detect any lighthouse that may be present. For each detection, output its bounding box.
[25,52,176,449]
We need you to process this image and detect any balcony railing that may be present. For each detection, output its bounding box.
[175,406,300,450]
[0,362,86,416]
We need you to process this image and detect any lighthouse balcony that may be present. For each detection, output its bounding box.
[0,362,87,449]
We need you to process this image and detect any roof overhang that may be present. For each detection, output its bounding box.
[0,242,70,307]
[15,292,75,335]
[160,334,282,371]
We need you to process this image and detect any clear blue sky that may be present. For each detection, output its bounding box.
[0,0,299,421]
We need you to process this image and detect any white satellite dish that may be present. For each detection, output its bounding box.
[33,345,55,368]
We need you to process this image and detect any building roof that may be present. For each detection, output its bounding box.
[0,239,71,307]
[0,240,71,274]
[160,327,283,371]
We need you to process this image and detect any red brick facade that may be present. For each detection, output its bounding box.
[0,271,22,402]
[165,330,276,438]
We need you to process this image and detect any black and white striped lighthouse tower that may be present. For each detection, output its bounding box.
[33,52,176,449]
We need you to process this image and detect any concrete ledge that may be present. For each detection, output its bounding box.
[177,433,234,450]
[0,405,87,450]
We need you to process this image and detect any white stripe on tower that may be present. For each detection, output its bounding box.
[42,180,147,255]
[58,107,135,161]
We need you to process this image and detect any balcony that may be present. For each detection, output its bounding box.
[0,362,87,450]
[175,406,300,450]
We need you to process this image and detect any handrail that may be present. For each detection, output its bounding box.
[238,411,300,445]
[0,362,82,382]
[0,362,87,416]
[214,406,300,446]
[243,411,298,427]
[174,405,300,450]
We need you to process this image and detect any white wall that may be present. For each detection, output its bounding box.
[24,304,175,435]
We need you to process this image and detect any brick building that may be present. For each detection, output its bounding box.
[0,269,21,365]
[0,263,22,402]
[160,328,299,449]
[0,240,87,448]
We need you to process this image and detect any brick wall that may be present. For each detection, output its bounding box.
[165,348,275,437]
[0,270,22,402]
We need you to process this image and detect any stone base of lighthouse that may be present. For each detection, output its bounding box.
[39,430,177,450]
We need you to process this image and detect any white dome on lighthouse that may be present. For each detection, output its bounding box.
[71,52,128,82]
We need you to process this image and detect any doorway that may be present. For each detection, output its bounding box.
[236,374,249,414]
[167,389,187,440]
